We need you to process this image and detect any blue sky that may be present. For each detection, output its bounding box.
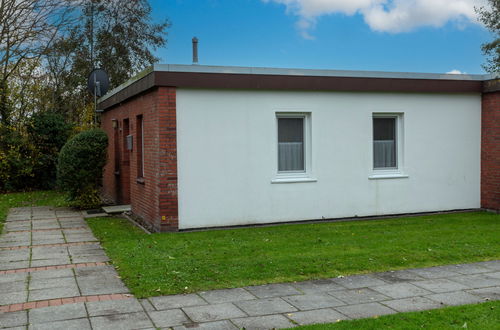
[150,0,493,74]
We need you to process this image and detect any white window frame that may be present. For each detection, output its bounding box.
[369,112,408,180]
[272,112,316,183]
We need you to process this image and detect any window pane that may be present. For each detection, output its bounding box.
[373,118,395,140]
[373,117,396,168]
[278,117,304,171]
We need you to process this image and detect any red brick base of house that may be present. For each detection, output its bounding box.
[481,90,500,211]
[101,87,179,232]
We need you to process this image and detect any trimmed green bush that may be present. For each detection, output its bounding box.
[57,128,108,208]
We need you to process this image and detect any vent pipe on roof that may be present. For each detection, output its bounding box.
[192,37,199,65]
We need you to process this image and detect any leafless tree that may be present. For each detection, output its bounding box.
[0,0,75,124]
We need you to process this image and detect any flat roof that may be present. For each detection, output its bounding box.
[98,64,499,110]
[153,64,492,81]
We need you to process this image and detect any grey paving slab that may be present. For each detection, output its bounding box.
[29,277,78,291]
[173,320,238,330]
[467,286,500,300]
[90,312,154,330]
[0,290,27,305]
[6,214,30,221]
[440,263,492,275]
[31,231,64,244]
[427,291,485,306]
[198,288,256,304]
[283,294,345,310]
[75,266,129,295]
[28,285,80,301]
[232,314,295,330]
[333,275,387,289]
[0,249,30,262]
[0,238,30,248]
[0,272,28,284]
[31,215,56,220]
[292,279,344,294]
[4,222,31,231]
[0,280,29,294]
[382,296,443,312]
[373,270,424,283]
[31,237,65,245]
[147,309,190,327]
[71,254,109,263]
[31,246,68,259]
[29,318,92,330]
[234,298,297,316]
[28,303,87,324]
[449,274,500,289]
[407,266,461,279]
[139,298,156,312]
[86,298,144,316]
[29,268,74,280]
[30,257,71,268]
[77,279,129,295]
[486,271,500,279]
[475,260,500,271]
[411,278,469,293]
[0,310,28,328]
[0,260,30,270]
[183,303,247,322]
[59,219,87,229]
[245,283,302,298]
[371,283,433,299]
[73,265,119,277]
[335,302,396,319]
[31,220,60,230]
[67,243,102,252]
[149,294,207,310]
[285,308,349,325]
[330,288,390,304]
[64,232,98,243]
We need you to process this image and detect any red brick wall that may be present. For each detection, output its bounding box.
[101,87,178,231]
[481,90,500,211]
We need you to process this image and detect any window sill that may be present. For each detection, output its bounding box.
[136,177,145,184]
[368,173,409,180]
[271,177,317,184]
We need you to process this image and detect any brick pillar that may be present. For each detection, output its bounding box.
[481,89,500,211]
[157,87,179,231]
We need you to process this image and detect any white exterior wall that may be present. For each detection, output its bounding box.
[176,89,481,229]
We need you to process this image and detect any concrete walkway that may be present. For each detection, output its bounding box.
[0,207,499,329]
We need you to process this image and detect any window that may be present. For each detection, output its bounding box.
[272,112,316,183]
[370,113,407,180]
[373,117,397,169]
[278,116,305,172]
[136,115,144,178]
[113,120,120,174]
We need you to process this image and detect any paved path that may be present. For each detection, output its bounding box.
[1,207,499,329]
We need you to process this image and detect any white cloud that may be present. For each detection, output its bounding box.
[446,69,466,74]
[264,0,488,36]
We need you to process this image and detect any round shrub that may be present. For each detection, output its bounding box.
[57,128,108,208]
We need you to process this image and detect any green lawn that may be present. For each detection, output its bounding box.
[289,301,500,330]
[86,211,500,298]
[0,190,69,232]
